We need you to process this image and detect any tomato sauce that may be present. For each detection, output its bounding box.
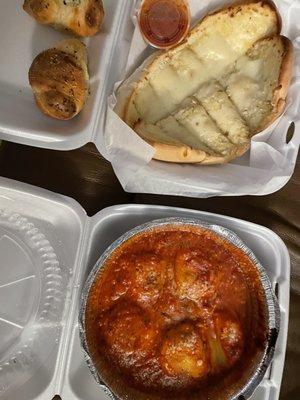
[85,225,267,399]
[138,0,190,49]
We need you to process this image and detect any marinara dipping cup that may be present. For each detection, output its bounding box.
[79,218,280,400]
[138,0,191,49]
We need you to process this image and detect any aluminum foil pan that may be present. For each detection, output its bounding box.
[79,218,280,400]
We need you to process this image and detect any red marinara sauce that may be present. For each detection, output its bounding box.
[138,0,190,49]
[85,225,267,399]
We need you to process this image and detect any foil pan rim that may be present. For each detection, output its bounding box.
[79,217,280,400]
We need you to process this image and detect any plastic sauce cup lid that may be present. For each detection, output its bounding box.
[138,0,191,49]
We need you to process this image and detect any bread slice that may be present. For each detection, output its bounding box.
[135,96,248,164]
[118,1,293,164]
[223,35,294,134]
[193,81,250,146]
[133,35,292,164]
[124,1,279,128]
[29,39,89,120]
[23,0,104,37]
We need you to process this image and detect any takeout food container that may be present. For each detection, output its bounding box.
[0,177,290,400]
[0,0,299,197]
[0,0,126,150]
[105,0,300,197]
[79,218,280,400]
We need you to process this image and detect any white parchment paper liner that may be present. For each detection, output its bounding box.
[104,0,300,197]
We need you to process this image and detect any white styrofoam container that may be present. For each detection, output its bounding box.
[1,0,296,153]
[0,177,290,400]
[0,1,299,198]
[0,0,128,151]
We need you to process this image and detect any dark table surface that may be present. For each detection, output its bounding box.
[0,141,299,400]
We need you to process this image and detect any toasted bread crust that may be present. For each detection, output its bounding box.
[150,141,250,164]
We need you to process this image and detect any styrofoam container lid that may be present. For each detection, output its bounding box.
[0,178,86,399]
[0,208,68,395]
[0,177,291,400]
